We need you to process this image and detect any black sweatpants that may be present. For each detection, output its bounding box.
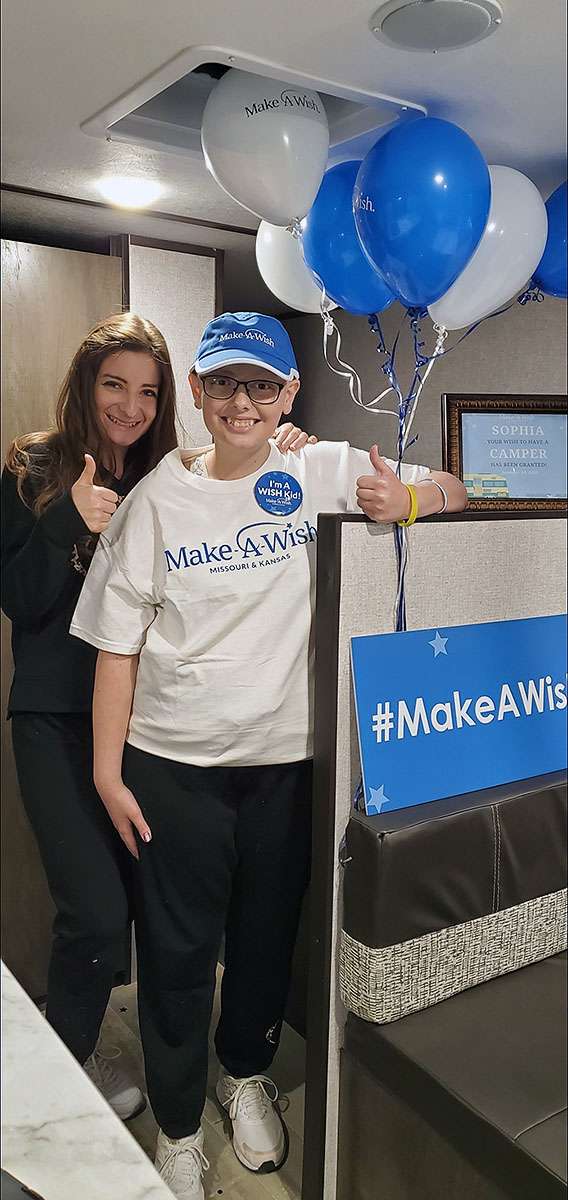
[123,743,313,1139]
[11,713,132,1061]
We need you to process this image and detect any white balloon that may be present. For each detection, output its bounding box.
[429,166,548,330]
[256,222,336,314]
[201,69,329,226]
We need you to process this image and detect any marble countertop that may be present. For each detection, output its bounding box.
[1,961,172,1200]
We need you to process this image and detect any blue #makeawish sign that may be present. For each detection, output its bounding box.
[351,615,567,815]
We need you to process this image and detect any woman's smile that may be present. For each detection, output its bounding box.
[104,411,145,430]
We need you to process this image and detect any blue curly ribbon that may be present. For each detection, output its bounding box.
[518,283,545,305]
[367,287,545,632]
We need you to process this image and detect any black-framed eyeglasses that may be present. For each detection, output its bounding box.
[201,374,284,405]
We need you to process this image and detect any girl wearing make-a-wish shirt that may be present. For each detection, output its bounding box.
[0,309,313,1128]
[70,311,467,1200]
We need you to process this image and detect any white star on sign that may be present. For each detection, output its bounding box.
[367,785,392,815]
[429,631,448,657]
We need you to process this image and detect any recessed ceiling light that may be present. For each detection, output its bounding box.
[96,176,164,208]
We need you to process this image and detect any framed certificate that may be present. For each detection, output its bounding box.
[442,394,568,512]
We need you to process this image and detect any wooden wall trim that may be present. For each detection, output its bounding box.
[1,183,257,238]
[302,514,344,1200]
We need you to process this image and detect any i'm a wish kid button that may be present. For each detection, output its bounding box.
[254,471,303,516]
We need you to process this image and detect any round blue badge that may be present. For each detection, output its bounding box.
[254,471,303,516]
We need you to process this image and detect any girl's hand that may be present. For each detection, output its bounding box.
[274,423,318,453]
[71,454,119,533]
[95,778,152,859]
[356,445,412,523]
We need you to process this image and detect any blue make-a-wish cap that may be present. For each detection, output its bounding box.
[192,312,299,382]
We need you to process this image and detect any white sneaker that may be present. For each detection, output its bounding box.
[155,1126,209,1200]
[216,1071,288,1174]
[84,1045,146,1121]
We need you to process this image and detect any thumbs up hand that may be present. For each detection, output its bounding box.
[356,445,413,524]
[71,454,119,533]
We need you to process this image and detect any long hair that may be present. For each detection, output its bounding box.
[6,312,178,514]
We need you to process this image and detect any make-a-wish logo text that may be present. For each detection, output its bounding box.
[164,518,317,574]
[354,193,375,213]
[244,90,322,118]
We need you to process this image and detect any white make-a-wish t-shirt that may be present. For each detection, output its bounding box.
[70,442,429,767]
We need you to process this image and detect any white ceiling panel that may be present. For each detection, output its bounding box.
[2,0,566,213]
[1,0,566,310]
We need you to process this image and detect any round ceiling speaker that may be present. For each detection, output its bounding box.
[370,0,503,52]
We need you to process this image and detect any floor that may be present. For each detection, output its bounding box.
[101,968,305,1200]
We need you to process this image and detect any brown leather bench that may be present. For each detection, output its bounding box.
[340,952,566,1200]
[337,772,567,1199]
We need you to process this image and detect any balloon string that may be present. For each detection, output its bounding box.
[518,283,545,305]
[369,314,410,631]
[376,307,437,630]
[375,314,406,414]
[393,354,409,631]
[388,284,539,629]
[402,323,447,452]
[319,293,400,418]
[321,307,363,407]
[333,282,542,631]
[390,285,537,630]
[318,295,413,631]
[368,314,387,353]
[286,219,303,240]
[393,523,408,631]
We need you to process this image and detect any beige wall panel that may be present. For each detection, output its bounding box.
[128,243,216,449]
[322,515,567,1199]
[1,241,122,458]
[1,239,122,998]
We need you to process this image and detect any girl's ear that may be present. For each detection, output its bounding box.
[282,378,300,416]
[189,371,203,410]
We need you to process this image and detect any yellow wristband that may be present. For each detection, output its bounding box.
[397,483,418,527]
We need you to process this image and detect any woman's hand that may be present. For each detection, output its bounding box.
[274,423,318,453]
[356,445,412,523]
[71,454,119,533]
[95,778,152,859]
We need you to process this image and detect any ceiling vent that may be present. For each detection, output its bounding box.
[369,0,503,53]
[81,47,426,165]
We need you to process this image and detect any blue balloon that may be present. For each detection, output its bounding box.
[533,181,567,298]
[354,117,491,308]
[301,160,395,316]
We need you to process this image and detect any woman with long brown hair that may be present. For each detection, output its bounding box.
[1,310,315,1119]
[1,312,177,1118]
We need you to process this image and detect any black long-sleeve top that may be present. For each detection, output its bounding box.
[1,452,129,713]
